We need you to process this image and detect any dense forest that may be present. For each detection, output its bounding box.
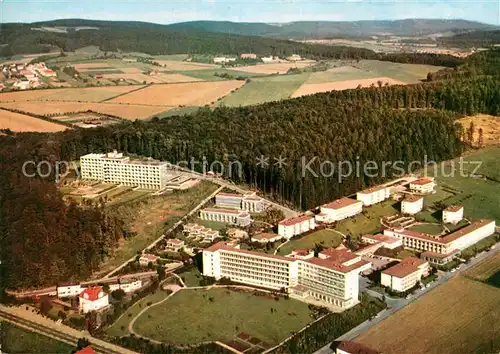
[439,30,500,48]
[1,49,499,290]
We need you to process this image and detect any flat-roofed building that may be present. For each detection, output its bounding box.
[200,208,252,227]
[409,178,436,194]
[215,192,265,212]
[381,257,430,292]
[278,215,316,239]
[361,233,403,249]
[316,198,363,223]
[356,186,391,206]
[80,151,168,190]
[57,282,82,298]
[203,242,370,309]
[166,238,185,251]
[401,195,424,215]
[252,232,283,244]
[443,205,464,224]
[287,249,315,260]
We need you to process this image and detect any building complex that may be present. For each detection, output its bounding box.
[199,208,252,227]
[278,215,316,239]
[381,257,430,292]
[409,178,436,194]
[215,192,265,213]
[356,186,391,206]
[202,242,370,308]
[315,198,363,223]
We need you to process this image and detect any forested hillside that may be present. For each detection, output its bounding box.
[1,49,499,290]
[439,30,500,48]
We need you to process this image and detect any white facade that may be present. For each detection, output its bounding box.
[401,196,424,215]
[409,178,436,194]
[80,151,168,190]
[356,186,390,206]
[79,287,109,313]
[381,258,430,292]
[361,234,403,249]
[215,192,265,212]
[443,206,464,224]
[109,279,143,293]
[278,215,316,239]
[57,283,83,298]
[200,208,252,227]
[139,254,159,266]
[166,238,185,251]
[317,198,363,223]
[203,242,370,308]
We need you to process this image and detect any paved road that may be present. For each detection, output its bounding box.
[313,243,500,354]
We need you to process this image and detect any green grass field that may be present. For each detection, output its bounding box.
[133,288,315,345]
[195,218,229,231]
[305,66,378,84]
[176,266,204,287]
[408,223,445,235]
[1,321,75,353]
[217,73,310,107]
[278,228,344,255]
[178,69,264,81]
[151,106,203,119]
[356,60,443,83]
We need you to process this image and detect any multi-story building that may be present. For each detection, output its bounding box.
[384,219,496,264]
[316,198,363,223]
[166,238,185,251]
[215,192,265,212]
[409,178,436,194]
[109,278,143,293]
[80,151,168,190]
[199,208,252,227]
[79,286,109,313]
[361,233,403,249]
[203,242,370,309]
[356,186,391,206]
[443,205,464,224]
[183,223,220,242]
[57,282,83,298]
[381,257,430,292]
[278,215,316,239]
[401,195,424,215]
[139,253,159,266]
[286,249,315,260]
[240,53,257,59]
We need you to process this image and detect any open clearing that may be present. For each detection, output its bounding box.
[230,62,314,75]
[179,68,265,81]
[356,60,444,83]
[278,229,344,255]
[109,80,245,106]
[133,288,314,345]
[217,73,310,107]
[356,276,500,354]
[465,252,500,281]
[0,101,171,120]
[458,114,500,146]
[0,109,67,132]
[305,66,378,84]
[103,73,201,84]
[74,62,112,70]
[291,77,406,97]
[155,60,219,71]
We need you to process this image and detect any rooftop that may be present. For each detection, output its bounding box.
[445,205,463,213]
[411,178,434,186]
[404,195,423,203]
[357,185,388,194]
[252,233,281,241]
[278,215,313,226]
[323,198,361,210]
[382,257,427,278]
[362,233,401,244]
[167,238,184,245]
[217,192,243,198]
[319,248,359,264]
[306,257,370,273]
[140,253,159,261]
[202,208,246,215]
[79,286,103,301]
[441,219,494,243]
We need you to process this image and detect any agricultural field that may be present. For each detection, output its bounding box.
[132,288,315,346]
[109,80,246,106]
[458,114,500,146]
[154,60,219,71]
[355,275,500,354]
[291,77,406,98]
[103,73,201,84]
[0,109,67,132]
[278,228,344,255]
[0,321,75,353]
[0,101,171,120]
[305,66,378,84]
[230,61,314,75]
[465,252,500,281]
[355,60,444,83]
[217,73,310,107]
[177,68,264,81]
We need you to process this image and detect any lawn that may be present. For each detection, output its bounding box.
[194,218,229,231]
[278,228,343,255]
[176,266,204,287]
[216,73,310,107]
[96,181,219,274]
[407,223,444,235]
[305,66,378,84]
[356,60,443,83]
[106,290,172,337]
[335,200,400,238]
[133,288,315,345]
[356,276,500,354]
[0,321,75,353]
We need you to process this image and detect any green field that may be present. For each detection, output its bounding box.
[356,60,443,83]
[278,228,343,255]
[217,73,310,107]
[195,218,229,231]
[305,66,378,84]
[178,68,264,81]
[152,106,203,119]
[1,321,75,353]
[408,223,445,235]
[133,288,315,345]
[176,266,204,287]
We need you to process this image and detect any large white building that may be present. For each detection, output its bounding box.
[200,208,252,227]
[316,198,363,223]
[278,215,316,239]
[385,219,496,265]
[57,282,83,298]
[80,151,168,190]
[215,192,265,212]
[409,178,436,194]
[203,242,370,308]
[401,195,424,215]
[443,205,464,224]
[356,186,391,206]
[381,257,430,292]
[361,234,403,249]
[79,286,109,313]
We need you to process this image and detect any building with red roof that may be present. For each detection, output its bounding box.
[278,215,316,239]
[409,177,436,194]
[401,194,424,215]
[361,233,402,249]
[381,257,430,292]
[75,346,97,354]
[316,198,362,223]
[443,205,464,224]
[79,286,109,313]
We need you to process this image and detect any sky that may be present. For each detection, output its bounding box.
[0,0,498,25]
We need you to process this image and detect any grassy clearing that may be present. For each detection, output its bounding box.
[177,69,263,81]
[356,60,443,83]
[106,290,172,337]
[150,106,201,119]
[217,73,310,107]
[133,288,315,345]
[194,218,229,231]
[0,321,75,353]
[305,66,377,84]
[176,266,204,287]
[356,276,500,354]
[278,229,343,255]
[407,223,444,235]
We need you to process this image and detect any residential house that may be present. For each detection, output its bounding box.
[79,286,109,313]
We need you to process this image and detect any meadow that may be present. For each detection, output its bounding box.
[278,228,343,255]
[356,60,444,83]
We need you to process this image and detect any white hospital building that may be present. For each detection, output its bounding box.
[356,186,391,206]
[401,195,424,215]
[315,198,363,223]
[278,215,316,239]
[215,192,265,213]
[200,208,252,227]
[381,257,430,292]
[409,178,436,194]
[443,205,464,224]
[80,151,168,190]
[203,242,370,308]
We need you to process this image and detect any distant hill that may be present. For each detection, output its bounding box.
[439,30,500,47]
[165,19,498,39]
